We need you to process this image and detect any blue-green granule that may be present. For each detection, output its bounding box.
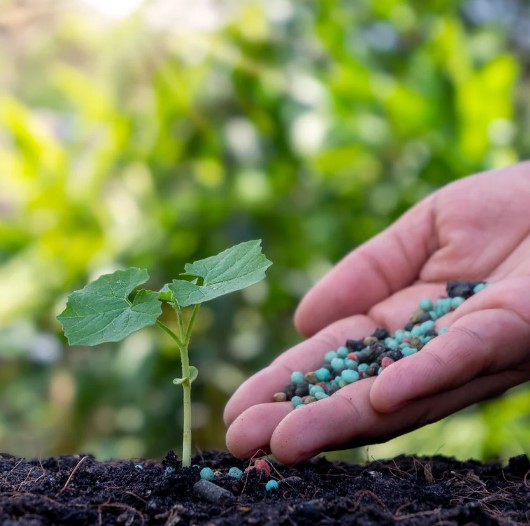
[273,281,488,406]
[324,351,337,363]
[336,346,349,358]
[265,480,279,491]
[291,395,303,407]
[315,368,331,381]
[228,467,243,479]
[341,369,359,384]
[330,357,345,370]
[200,467,215,481]
[419,298,433,311]
[290,371,304,383]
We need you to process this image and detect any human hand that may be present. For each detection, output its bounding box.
[224,161,530,464]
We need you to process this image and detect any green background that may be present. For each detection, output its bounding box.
[1,0,529,462]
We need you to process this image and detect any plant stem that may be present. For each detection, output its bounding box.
[180,340,192,467]
[156,321,184,351]
[156,305,201,467]
[180,304,201,467]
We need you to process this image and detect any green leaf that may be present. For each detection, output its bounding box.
[158,284,173,302]
[168,240,272,307]
[173,366,199,386]
[189,365,199,383]
[57,268,162,346]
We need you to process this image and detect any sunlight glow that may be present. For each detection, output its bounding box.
[80,0,142,19]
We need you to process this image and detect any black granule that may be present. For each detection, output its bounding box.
[345,339,364,351]
[295,384,309,397]
[275,281,488,406]
[365,365,378,377]
[370,342,386,355]
[284,384,296,398]
[446,280,484,299]
[371,327,390,340]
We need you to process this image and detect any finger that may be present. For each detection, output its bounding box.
[370,304,530,413]
[223,315,377,426]
[225,402,291,458]
[268,368,528,464]
[294,197,437,337]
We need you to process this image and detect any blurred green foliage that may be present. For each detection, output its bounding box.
[0,0,529,461]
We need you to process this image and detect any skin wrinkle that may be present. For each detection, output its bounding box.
[425,193,439,261]
[333,391,365,432]
[490,230,530,279]
[357,247,394,300]
[391,227,417,285]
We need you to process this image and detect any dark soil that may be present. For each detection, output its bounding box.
[0,450,528,525]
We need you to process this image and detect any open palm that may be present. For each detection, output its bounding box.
[224,162,530,464]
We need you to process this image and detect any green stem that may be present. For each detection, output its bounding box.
[184,304,200,344]
[180,304,201,467]
[180,340,192,467]
[174,303,185,339]
[156,320,184,351]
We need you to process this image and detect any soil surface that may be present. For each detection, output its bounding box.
[0,449,528,525]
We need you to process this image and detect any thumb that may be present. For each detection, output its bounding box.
[295,196,437,337]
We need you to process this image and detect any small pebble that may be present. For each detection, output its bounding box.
[200,467,215,481]
[194,479,234,503]
[265,480,279,491]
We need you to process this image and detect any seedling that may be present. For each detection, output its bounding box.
[57,240,272,467]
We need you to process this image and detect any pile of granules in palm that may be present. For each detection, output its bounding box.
[273,280,488,408]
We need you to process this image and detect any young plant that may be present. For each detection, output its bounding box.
[57,240,272,466]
